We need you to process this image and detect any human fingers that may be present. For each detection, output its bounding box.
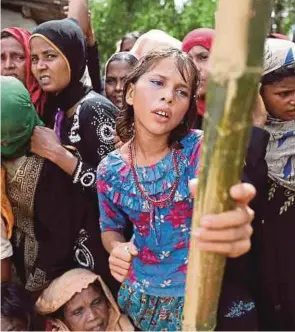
[196,238,251,257]
[109,255,131,270]
[188,178,198,197]
[229,182,256,205]
[111,271,126,283]
[193,222,253,242]
[200,206,254,230]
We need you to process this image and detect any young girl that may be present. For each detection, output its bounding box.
[252,38,295,330]
[97,49,255,331]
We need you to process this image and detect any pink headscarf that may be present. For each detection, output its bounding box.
[182,28,215,117]
[2,27,47,116]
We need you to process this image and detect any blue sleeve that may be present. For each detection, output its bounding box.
[97,165,127,233]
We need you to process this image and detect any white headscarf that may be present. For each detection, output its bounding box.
[263,39,295,191]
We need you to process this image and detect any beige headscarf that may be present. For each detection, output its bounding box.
[130,29,182,58]
[35,268,134,331]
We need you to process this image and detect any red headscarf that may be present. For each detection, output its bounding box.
[182,28,215,117]
[1,27,47,116]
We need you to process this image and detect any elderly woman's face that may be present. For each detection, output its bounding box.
[63,284,109,331]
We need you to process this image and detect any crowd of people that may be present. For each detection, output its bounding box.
[1,0,295,330]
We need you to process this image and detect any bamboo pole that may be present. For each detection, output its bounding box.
[182,0,272,330]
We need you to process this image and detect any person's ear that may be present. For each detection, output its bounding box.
[126,83,135,106]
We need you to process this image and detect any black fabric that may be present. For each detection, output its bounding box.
[32,18,88,112]
[215,127,270,331]
[59,90,117,192]
[12,157,119,297]
[87,42,102,94]
[251,179,295,331]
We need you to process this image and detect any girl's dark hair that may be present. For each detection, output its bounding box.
[1,282,33,328]
[106,52,138,73]
[120,31,143,51]
[261,65,295,85]
[1,31,13,39]
[116,48,199,146]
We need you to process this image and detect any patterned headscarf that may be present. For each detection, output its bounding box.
[263,39,295,190]
[1,27,47,116]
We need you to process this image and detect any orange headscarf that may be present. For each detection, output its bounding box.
[1,167,14,239]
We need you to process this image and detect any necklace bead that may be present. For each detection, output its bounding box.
[128,138,180,209]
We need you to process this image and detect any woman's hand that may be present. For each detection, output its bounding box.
[252,93,267,128]
[109,242,138,283]
[189,180,255,258]
[31,126,61,160]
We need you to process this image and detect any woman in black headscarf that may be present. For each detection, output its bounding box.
[28,17,120,295]
[29,17,118,192]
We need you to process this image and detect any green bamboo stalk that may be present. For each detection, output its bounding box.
[182,0,272,330]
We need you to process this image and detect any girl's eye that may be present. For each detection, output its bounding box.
[31,56,38,64]
[279,91,292,98]
[72,309,83,316]
[150,80,163,86]
[47,54,56,60]
[176,89,189,98]
[14,55,25,61]
[106,78,116,85]
[92,299,101,306]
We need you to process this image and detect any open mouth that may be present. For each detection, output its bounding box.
[155,110,169,118]
[39,75,50,84]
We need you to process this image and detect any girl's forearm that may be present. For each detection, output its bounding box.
[102,231,126,254]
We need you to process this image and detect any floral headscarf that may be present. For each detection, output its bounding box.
[263,38,295,191]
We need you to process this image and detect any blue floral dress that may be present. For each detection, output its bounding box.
[97,130,202,330]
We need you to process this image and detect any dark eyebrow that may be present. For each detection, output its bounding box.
[195,51,209,56]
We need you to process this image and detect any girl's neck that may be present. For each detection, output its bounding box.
[133,128,170,167]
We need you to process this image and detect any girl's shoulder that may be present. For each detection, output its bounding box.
[179,129,203,155]
[97,149,127,181]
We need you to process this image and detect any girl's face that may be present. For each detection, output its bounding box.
[105,60,132,109]
[1,37,26,84]
[63,284,109,331]
[188,45,209,98]
[30,37,70,93]
[261,76,295,121]
[126,57,191,139]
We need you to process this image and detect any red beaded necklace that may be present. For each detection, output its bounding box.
[128,137,180,210]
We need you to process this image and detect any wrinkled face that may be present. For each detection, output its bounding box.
[1,37,26,84]
[261,76,295,121]
[121,37,136,52]
[126,57,191,140]
[63,284,109,331]
[188,45,209,98]
[1,314,28,331]
[105,60,132,109]
[30,36,70,93]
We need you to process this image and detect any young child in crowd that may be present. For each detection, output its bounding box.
[252,38,295,331]
[97,48,256,331]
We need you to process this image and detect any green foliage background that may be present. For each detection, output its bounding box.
[91,0,295,65]
[91,0,217,64]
